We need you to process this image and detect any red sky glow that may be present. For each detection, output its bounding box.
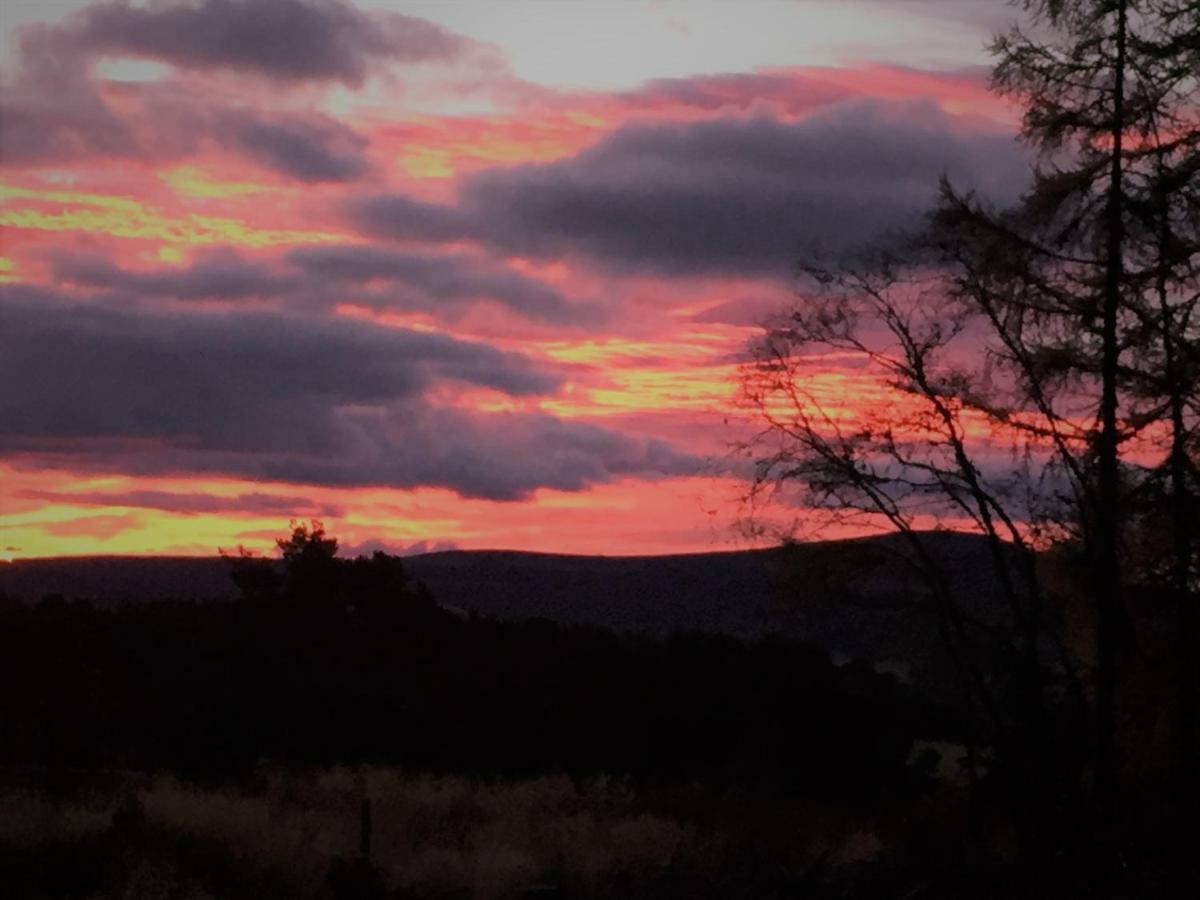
[0,0,1032,559]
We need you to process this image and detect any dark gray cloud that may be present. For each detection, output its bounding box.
[462,99,1030,274]
[74,0,464,85]
[54,249,292,301]
[690,295,792,327]
[0,20,138,165]
[1,75,374,182]
[0,289,693,498]
[1,0,451,176]
[15,488,344,518]
[0,100,110,167]
[219,110,370,182]
[348,194,475,243]
[352,99,1030,277]
[259,404,698,500]
[51,244,592,323]
[286,245,591,323]
[0,287,555,442]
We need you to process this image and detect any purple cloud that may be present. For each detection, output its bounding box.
[75,0,464,85]
[1,0,460,176]
[0,287,695,498]
[52,244,595,324]
[219,109,371,182]
[351,99,1031,277]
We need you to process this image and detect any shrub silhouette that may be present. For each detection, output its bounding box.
[223,547,282,605]
[224,521,428,615]
[276,520,341,607]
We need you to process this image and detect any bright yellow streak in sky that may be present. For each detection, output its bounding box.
[160,166,272,200]
[398,148,455,179]
[534,332,745,417]
[0,182,344,246]
[0,464,747,559]
[392,112,608,180]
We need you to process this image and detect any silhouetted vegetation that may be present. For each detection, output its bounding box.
[223,521,434,614]
[738,0,1199,860]
[5,524,1199,896]
[0,525,944,899]
[4,0,1197,895]
[0,576,926,790]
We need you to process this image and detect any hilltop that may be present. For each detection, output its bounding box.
[0,531,1012,684]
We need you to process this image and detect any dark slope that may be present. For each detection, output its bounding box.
[0,547,791,637]
[403,547,787,639]
[0,532,1010,680]
[0,554,239,604]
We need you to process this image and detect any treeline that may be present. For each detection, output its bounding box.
[0,592,943,795]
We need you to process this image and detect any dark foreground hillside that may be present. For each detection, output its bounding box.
[0,594,1190,898]
[0,583,954,899]
[0,594,932,784]
[1,533,1194,899]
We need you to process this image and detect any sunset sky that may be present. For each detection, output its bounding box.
[0,0,1032,559]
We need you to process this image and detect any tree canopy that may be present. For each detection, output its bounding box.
[223,520,429,614]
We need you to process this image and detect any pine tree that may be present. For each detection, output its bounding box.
[741,0,1199,828]
[931,0,1200,821]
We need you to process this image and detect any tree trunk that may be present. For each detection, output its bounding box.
[1094,0,1129,824]
[1154,145,1197,821]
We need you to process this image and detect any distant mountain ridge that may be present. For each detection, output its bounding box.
[0,533,1011,686]
[0,546,789,635]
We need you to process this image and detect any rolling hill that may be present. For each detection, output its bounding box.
[0,532,1012,687]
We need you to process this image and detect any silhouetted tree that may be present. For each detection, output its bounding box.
[224,521,430,616]
[934,0,1200,818]
[343,551,411,610]
[221,545,282,605]
[739,0,1199,833]
[737,252,1074,842]
[277,519,342,607]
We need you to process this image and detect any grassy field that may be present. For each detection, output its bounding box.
[0,765,879,899]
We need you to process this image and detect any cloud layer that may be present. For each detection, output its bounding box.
[0,0,1031,554]
[354,99,1029,276]
[0,288,694,499]
[51,244,593,324]
[74,0,464,85]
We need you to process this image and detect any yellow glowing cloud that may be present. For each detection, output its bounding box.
[533,333,746,418]
[0,466,753,559]
[576,366,734,413]
[160,166,272,200]
[0,183,343,247]
[398,147,455,179]
[390,113,608,180]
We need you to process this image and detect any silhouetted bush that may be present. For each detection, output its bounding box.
[223,521,435,618]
